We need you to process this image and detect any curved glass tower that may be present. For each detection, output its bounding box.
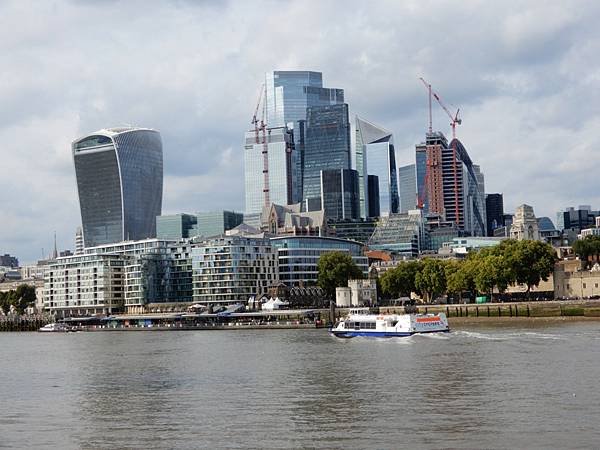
[72,127,163,247]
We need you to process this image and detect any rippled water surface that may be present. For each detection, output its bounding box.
[2,320,600,449]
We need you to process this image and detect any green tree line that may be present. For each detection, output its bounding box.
[0,284,37,314]
[380,240,557,302]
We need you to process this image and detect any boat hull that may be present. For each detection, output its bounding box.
[330,329,449,338]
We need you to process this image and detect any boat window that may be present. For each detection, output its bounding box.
[390,321,398,327]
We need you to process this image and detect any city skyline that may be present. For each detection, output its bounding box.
[2,1,600,262]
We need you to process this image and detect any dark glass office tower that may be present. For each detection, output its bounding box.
[320,169,359,220]
[303,104,351,205]
[72,127,163,247]
[486,194,504,236]
[367,175,380,218]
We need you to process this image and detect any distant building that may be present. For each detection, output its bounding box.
[327,218,377,244]
[320,169,360,220]
[355,117,399,216]
[367,175,380,218]
[423,214,460,252]
[578,217,600,239]
[441,237,504,255]
[260,203,326,236]
[303,104,352,205]
[72,127,163,247]
[44,238,195,316]
[398,164,417,213]
[192,211,244,238]
[157,213,197,239]
[75,227,84,255]
[0,254,18,268]
[415,132,486,236]
[244,126,296,214]
[271,236,368,287]
[556,206,598,232]
[44,253,127,317]
[265,70,344,200]
[510,204,540,240]
[485,193,504,236]
[336,278,377,307]
[368,210,425,257]
[192,235,276,305]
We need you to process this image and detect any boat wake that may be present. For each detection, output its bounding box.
[453,330,564,341]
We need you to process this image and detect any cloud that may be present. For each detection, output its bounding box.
[1,0,599,262]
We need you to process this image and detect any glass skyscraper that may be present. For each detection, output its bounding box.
[265,71,344,200]
[72,127,163,247]
[320,169,360,220]
[398,163,417,213]
[244,126,294,214]
[355,117,399,217]
[303,104,351,205]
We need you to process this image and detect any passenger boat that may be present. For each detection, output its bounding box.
[330,309,449,338]
[38,323,70,332]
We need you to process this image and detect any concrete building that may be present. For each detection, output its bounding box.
[75,227,84,255]
[510,204,540,241]
[44,238,195,316]
[44,253,127,317]
[260,203,326,236]
[73,127,163,247]
[192,235,277,305]
[336,279,377,307]
[441,237,504,255]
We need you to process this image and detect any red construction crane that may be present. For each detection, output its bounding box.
[419,77,462,138]
[250,83,270,206]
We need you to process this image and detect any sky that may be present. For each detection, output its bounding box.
[2,0,600,264]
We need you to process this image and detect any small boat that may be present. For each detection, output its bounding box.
[330,310,449,338]
[38,323,70,332]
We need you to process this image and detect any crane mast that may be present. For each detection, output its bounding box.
[250,83,270,207]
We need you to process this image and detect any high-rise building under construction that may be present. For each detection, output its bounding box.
[416,132,486,236]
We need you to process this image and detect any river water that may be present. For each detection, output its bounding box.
[1,320,600,449]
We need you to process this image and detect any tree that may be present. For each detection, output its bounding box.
[15,284,37,314]
[379,261,422,298]
[317,251,364,299]
[445,259,476,301]
[573,235,600,268]
[472,254,512,299]
[508,240,557,297]
[414,259,447,303]
[0,284,37,315]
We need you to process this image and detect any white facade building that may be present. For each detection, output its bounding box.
[510,204,540,241]
[192,235,277,305]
